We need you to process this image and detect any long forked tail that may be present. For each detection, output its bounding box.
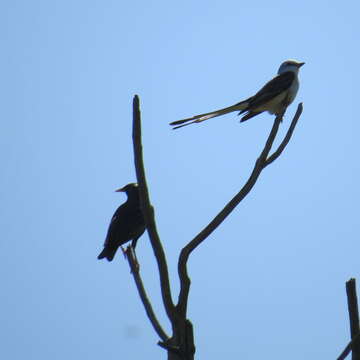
[169,102,248,130]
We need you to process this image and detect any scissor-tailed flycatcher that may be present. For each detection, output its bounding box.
[170,59,304,129]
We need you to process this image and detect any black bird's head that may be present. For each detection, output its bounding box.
[115,183,139,198]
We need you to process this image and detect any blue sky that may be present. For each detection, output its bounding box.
[2,0,360,359]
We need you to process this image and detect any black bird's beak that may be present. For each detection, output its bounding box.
[115,187,125,192]
[298,62,305,68]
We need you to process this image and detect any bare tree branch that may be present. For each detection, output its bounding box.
[126,246,170,342]
[132,95,176,324]
[177,103,303,316]
[346,278,360,360]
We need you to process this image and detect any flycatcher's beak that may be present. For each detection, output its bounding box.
[115,187,125,192]
[298,62,305,68]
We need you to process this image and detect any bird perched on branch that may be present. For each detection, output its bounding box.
[97,183,146,262]
[170,59,304,129]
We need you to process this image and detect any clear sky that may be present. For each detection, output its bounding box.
[2,0,360,359]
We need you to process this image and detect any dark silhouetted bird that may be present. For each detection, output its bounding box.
[97,183,146,262]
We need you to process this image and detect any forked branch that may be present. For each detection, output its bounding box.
[338,333,360,360]
[177,103,303,316]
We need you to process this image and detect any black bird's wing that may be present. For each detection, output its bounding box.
[104,204,144,248]
[98,202,145,261]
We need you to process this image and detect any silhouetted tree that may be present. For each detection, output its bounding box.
[108,96,359,359]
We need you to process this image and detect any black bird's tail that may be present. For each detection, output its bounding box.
[97,247,117,262]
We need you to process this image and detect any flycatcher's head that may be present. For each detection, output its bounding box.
[278,59,305,74]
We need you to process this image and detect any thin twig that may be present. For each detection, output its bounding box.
[126,246,169,342]
[177,104,302,316]
[132,95,176,324]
